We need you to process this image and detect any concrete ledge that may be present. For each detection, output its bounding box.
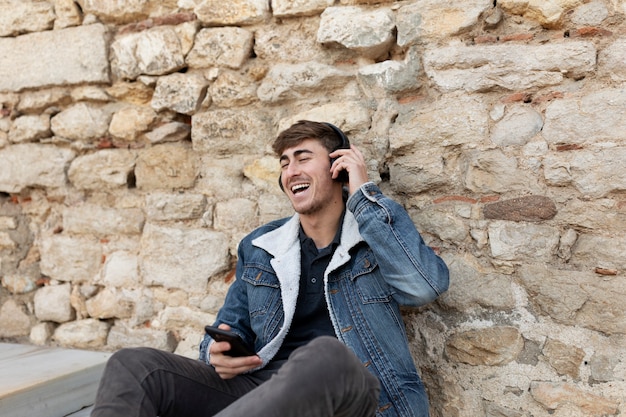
[0,343,110,417]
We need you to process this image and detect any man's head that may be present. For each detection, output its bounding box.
[274,121,350,216]
[272,120,348,157]
[274,121,350,191]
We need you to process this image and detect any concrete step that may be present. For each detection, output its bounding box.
[0,343,110,417]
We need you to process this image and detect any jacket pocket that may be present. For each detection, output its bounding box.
[240,265,283,338]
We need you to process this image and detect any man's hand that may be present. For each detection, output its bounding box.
[329,144,369,195]
[209,324,262,379]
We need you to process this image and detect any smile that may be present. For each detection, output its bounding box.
[291,183,310,194]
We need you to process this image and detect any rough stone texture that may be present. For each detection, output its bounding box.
[186,27,254,70]
[483,196,557,222]
[111,26,187,80]
[542,338,585,379]
[194,0,270,26]
[34,283,74,323]
[0,0,55,37]
[446,326,524,366]
[317,6,395,59]
[68,149,137,191]
[1,2,626,415]
[423,41,596,92]
[140,224,230,293]
[0,144,76,193]
[0,24,110,91]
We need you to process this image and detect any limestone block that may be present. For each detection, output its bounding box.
[53,318,110,349]
[17,88,72,113]
[555,199,626,232]
[272,0,334,17]
[52,0,83,29]
[0,299,31,337]
[423,41,596,92]
[145,121,191,144]
[408,205,469,243]
[317,6,395,59]
[542,338,585,379]
[543,148,626,198]
[462,149,539,194]
[145,193,207,221]
[388,152,446,194]
[257,62,351,102]
[571,1,609,25]
[30,322,56,345]
[446,326,524,366]
[8,114,51,143]
[186,27,254,69]
[191,109,272,155]
[109,105,157,141]
[0,231,16,250]
[396,0,493,45]
[99,251,139,288]
[151,72,208,115]
[543,89,626,145]
[572,234,626,271]
[111,26,186,80]
[589,354,619,383]
[68,149,137,190]
[39,235,102,283]
[140,224,230,293]
[438,254,515,311]
[34,283,74,323]
[490,105,543,147]
[214,198,258,251]
[194,0,270,26]
[599,39,626,81]
[254,19,328,62]
[75,0,149,23]
[0,0,55,37]
[209,71,258,108]
[106,322,177,352]
[0,24,109,92]
[529,382,619,415]
[50,102,112,142]
[277,101,371,135]
[357,48,422,97]
[154,306,216,331]
[390,93,489,150]
[86,288,134,319]
[488,221,560,262]
[2,273,38,294]
[135,143,198,190]
[498,0,578,27]
[63,204,145,236]
[0,144,75,193]
[519,264,626,335]
[196,156,246,200]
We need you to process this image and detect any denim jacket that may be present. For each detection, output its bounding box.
[199,182,449,417]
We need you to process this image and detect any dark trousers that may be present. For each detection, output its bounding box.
[90,336,381,417]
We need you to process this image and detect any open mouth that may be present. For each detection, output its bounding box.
[291,183,310,194]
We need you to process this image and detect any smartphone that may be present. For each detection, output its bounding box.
[204,325,256,357]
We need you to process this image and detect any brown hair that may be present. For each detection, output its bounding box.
[272,120,343,156]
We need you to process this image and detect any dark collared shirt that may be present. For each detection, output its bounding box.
[273,218,343,360]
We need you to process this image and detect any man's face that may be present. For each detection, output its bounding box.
[279,139,342,216]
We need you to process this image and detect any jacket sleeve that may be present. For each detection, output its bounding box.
[198,238,255,363]
[346,182,449,306]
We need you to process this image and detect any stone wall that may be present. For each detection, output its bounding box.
[0,0,625,415]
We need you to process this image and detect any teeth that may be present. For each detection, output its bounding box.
[291,183,310,193]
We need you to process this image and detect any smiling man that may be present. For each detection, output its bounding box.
[91,120,449,417]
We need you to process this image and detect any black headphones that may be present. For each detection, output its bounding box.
[278,122,351,192]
